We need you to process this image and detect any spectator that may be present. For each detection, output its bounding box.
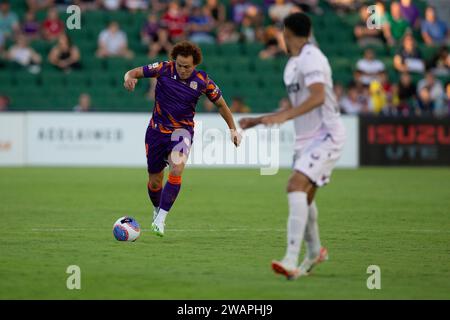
[327,0,358,14]
[0,1,19,42]
[124,0,149,12]
[96,21,134,59]
[397,72,415,115]
[296,0,322,15]
[73,0,100,11]
[393,33,425,73]
[356,48,385,86]
[162,2,188,42]
[353,4,384,47]
[416,71,445,115]
[379,71,398,111]
[383,1,410,46]
[368,80,387,114]
[421,6,448,46]
[239,13,258,43]
[141,14,173,58]
[399,0,420,29]
[21,11,40,41]
[48,33,81,72]
[340,84,367,115]
[98,0,122,10]
[73,93,93,112]
[427,46,450,77]
[7,35,42,74]
[149,0,169,15]
[232,0,253,24]
[150,28,172,58]
[42,7,64,41]
[141,13,159,45]
[0,94,10,111]
[268,0,294,24]
[216,22,239,44]
[230,96,251,113]
[188,5,215,44]
[259,25,283,59]
[204,0,226,26]
[26,0,55,12]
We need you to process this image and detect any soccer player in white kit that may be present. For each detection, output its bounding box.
[239,12,346,280]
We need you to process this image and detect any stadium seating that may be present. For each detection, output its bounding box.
[1,0,448,113]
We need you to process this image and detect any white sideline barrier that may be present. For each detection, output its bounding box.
[0,114,26,166]
[0,112,359,169]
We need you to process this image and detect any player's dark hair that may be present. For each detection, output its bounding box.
[283,12,311,38]
[170,41,203,65]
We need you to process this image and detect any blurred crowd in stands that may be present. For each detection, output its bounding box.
[0,0,449,116]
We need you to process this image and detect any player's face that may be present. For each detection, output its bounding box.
[283,27,296,56]
[175,55,196,80]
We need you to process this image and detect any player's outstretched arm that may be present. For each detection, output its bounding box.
[123,67,145,92]
[261,83,325,126]
[238,116,264,130]
[214,96,242,147]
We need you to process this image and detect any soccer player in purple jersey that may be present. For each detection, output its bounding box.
[123,41,242,237]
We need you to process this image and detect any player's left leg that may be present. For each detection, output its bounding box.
[305,187,322,259]
[299,187,329,275]
[151,151,189,237]
[151,129,192,236]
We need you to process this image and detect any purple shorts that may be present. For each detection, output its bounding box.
[145,126,193,174]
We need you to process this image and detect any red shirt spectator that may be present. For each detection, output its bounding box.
[42,7,64,41]
[162,2,187,40]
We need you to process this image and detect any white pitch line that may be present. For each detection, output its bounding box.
[29,228,450,234]
[30,228,285,232]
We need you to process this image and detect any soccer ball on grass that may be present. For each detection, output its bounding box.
[113,216,141,241]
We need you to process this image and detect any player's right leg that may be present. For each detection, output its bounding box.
[272,170,314,280]
[147,171,164,221]
[145,126,171,227]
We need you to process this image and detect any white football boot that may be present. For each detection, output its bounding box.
[298,247,329,276]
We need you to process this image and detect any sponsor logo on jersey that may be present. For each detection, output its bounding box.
[286,83,300,94]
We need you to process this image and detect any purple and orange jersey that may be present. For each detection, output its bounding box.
[142,61,222,134]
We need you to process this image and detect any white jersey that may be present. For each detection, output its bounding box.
[283,43,345,149]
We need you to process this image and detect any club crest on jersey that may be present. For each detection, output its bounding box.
[189,81,198,90]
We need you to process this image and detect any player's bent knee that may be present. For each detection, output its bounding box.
[169,166,184,178]
[148,172,163,190]
[286,171,313,193]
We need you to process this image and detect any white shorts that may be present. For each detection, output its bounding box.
[293,133,345,187]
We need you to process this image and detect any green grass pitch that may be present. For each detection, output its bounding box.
[0,167,449,299]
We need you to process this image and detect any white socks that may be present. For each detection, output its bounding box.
[284,192,309,267]
[304,201,322,260]
[155,208,168,225]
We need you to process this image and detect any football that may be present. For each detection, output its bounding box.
[113,216,141,242]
